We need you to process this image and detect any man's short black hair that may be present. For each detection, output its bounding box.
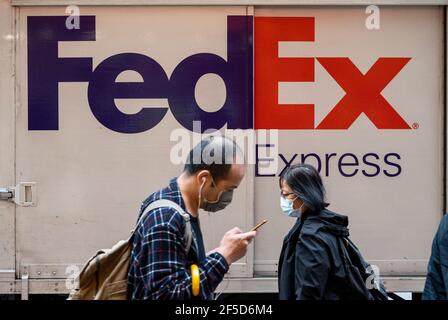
[183,136,242,181]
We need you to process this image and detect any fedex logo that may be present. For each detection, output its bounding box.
[27,15,411,133]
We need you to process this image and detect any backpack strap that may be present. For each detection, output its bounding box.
[135,199,193,254]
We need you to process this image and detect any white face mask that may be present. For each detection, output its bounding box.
[280,196,304,218]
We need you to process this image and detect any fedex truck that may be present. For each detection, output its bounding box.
[0,0,447,299]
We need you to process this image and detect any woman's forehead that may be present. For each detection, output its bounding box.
[280,179,293,191]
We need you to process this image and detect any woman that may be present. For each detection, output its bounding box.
[277,163,353,300]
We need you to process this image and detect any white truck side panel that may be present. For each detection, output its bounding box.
[0,0,16,278]
[253,6,444,277]
[0,3,444,295]
[9,0,448,6]
[15,6,253,279]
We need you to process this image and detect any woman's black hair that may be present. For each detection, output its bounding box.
[279,163,329,213]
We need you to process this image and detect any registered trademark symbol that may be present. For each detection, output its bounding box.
[412,122,419,129]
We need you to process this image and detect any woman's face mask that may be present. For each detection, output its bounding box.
[199,177,234,212]
[280,196,304,218]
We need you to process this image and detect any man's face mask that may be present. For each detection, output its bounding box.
[199,176,233,212]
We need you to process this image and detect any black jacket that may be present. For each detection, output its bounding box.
[422,214,448,300]
[278,209,352,300]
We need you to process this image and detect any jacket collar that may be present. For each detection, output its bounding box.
[282,209,321,243]
[284,217,303,243]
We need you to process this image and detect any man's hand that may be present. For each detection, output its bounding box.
[216,227,257,265]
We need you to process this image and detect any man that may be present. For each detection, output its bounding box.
[128,136,256,299]
[422,214,448,300]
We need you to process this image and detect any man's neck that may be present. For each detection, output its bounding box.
[177,173,199,217]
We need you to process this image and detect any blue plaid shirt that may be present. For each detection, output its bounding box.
[127,178,229,300]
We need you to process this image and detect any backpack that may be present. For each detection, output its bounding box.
[336,236,389,300]
[67,199,192,300]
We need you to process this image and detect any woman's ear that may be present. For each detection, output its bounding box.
[293,198,303,210]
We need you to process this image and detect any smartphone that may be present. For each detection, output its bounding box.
[251,219,268,232]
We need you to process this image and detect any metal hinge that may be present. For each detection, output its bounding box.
[0,187,14,201]
[0,182,37,206]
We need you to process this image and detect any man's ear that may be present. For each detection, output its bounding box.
[196,170,211,185]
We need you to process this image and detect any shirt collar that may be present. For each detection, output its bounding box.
[168,177,189,213]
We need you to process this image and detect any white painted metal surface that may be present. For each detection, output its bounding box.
[0,2,445,295]
[253,6,444,277]
[0,276,426,295]
[9,0,448,6]
[14,5,254,280]
[0,0,16,280]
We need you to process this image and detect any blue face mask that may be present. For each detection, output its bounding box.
[280,196,304,218]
